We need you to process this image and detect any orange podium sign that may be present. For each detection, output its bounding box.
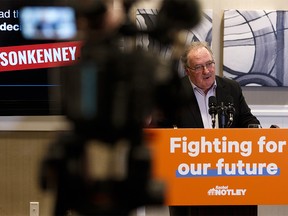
[144,128,288,205]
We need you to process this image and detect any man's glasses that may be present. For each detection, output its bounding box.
[187,60,215,73]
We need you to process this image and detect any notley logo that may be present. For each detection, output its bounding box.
[208,185,246,196]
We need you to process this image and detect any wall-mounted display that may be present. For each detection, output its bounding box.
[0,1,81,115]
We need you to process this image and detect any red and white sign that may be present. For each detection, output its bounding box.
[0,41,82,72]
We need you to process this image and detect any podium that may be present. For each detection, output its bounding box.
[144,128,288,206]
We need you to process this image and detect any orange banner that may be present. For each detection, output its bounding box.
[145,128,288,205]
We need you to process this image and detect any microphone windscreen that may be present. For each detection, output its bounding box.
[208,96,217,107]
[225,95,235,116]
[226,95,233,104]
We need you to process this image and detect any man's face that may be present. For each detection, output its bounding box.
[186,47,216,94]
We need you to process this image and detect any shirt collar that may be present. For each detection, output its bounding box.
[189,77,217,95]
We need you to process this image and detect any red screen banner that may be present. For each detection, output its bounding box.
[0,41,82,72]
[144,128,288,205]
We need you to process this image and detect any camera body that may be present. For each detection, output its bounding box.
[18,0,202,215]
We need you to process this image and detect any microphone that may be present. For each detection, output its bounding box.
[225,96,235,127]
[208,96,218,128]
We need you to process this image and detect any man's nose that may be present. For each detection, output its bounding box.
[203,65,210,73]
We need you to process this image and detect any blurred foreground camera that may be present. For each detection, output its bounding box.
[35,0,202,215]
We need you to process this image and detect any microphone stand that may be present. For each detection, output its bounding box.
[219,102,226,128]
[208,97,235,129]
[212,118,216,129]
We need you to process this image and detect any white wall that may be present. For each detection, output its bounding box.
[250,105,288,128]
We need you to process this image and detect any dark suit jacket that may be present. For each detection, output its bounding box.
[173,75,260,128]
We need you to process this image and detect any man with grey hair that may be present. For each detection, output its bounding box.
[171,41,260,129]
[168,41,260,215]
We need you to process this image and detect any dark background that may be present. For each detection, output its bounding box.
[0,0,65,115]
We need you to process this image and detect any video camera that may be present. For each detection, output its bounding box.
[18,0,202,215]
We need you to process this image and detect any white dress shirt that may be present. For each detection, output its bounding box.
[189,79,217,128]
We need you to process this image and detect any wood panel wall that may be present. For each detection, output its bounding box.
[0,131,56,216]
